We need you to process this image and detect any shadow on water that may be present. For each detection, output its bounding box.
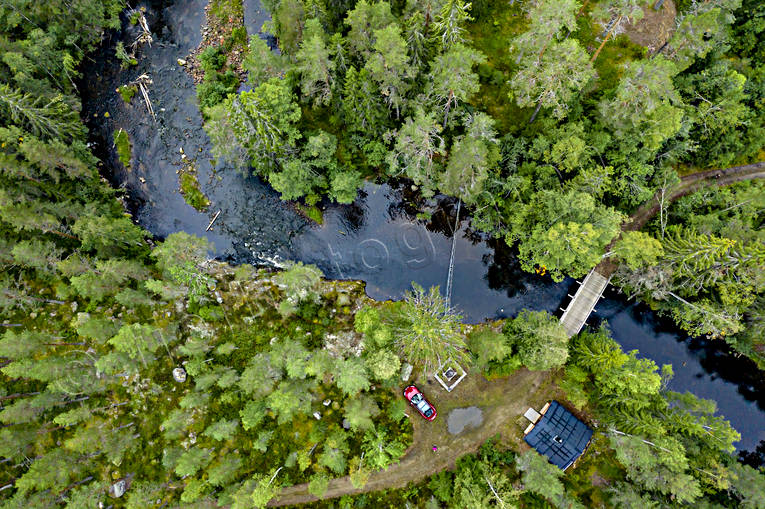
[80,0,765,455]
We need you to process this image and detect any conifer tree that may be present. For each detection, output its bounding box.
[433,0,473,49]
[295,19,335,106]
[427,43,486,127]
[365,23,413,118]
[386,107,445,196]
[511,39,595,123]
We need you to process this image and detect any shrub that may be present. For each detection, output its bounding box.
[197,70,238,110]
[225,26,248,50]
[117,85,137,103]
[199,45,226,74]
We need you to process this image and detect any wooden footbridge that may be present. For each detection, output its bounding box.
[559,269,611,337]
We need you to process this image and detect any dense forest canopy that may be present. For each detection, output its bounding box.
[201,0,765,363]
[0,0,763,507]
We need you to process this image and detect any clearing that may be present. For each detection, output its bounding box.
[270,367,555,506]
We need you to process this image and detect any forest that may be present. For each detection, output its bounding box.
[0,0,763,508]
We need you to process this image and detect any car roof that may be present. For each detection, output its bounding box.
[404,385,420,396]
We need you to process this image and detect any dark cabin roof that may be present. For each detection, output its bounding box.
[524,400,593,470]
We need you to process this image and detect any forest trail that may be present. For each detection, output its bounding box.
[269,368,552,507]
[595,161,765,277]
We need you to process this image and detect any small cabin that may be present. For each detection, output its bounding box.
[523,400,593,471]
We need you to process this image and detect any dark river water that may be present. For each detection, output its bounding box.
[81,0,764,455]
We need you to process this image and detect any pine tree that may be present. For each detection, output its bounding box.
[427,43,486,127]
[590,0,647,62]
[344,0,396,57]
[439,112,499,203]
[510,39,595,123]
[365,24,413,118]
[386,107,445,196]
[295,20,335,106]
[433,0,473,49]
[598,55,683,149]
[511,0,580,59]
[385,283,468,372]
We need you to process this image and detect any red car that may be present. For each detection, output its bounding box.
[403,385,437,421]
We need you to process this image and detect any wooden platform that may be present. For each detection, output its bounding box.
[560,269,610,337]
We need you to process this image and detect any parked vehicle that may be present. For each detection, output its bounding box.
[403,385,437,421]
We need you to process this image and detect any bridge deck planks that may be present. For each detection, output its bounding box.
[560,270,610,337]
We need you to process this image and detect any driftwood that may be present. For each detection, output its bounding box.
[206,210,221,231]
[130,10,153,50]
[130,74,156,122]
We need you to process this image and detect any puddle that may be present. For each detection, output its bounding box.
[447,406,484,435]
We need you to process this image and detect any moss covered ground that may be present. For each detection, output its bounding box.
[113,127,132,169]
[179,161,212,212]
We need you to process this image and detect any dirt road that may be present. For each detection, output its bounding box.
[596,161,765,276]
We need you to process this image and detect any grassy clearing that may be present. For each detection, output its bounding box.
[113,128,131,169]
[467,4,529,134]
[179,162,211,211]
[467,1,647,132]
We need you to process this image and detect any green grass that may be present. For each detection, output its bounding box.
[113,128,131,169]
[467,3,529,135]
[296,203,324,224]
[466,0,646,132]
[117,84,137,103]
[179,167,211,212]
[209,0,244,24]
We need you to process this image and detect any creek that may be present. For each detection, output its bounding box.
[80,0,764,454]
